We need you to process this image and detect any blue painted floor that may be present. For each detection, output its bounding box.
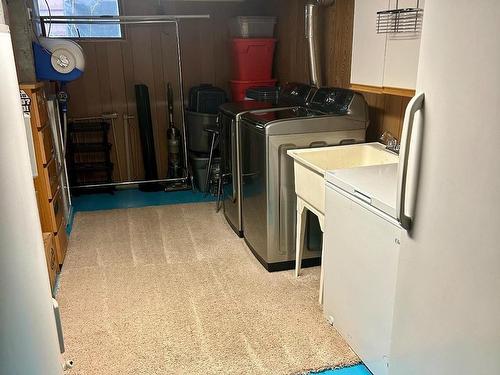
[69,189,372,375]
[316,364,371,374]
[72,188,215,212]
[67,188,216,234]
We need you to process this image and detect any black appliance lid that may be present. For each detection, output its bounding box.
[246,86,280,95]
[308,87,355,115]
[241,107,321,127]
[278,82,314,106]
[219,100,276,116]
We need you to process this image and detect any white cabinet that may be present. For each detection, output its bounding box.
[323,182,401,375]
[351,0,389,88]
[351,0,424,95]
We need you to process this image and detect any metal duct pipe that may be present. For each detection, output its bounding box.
[305,0,335,88]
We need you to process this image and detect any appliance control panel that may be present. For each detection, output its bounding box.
[279,83,315,106]
[308,88,354,115]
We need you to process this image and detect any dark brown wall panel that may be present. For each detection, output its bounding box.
[65,0,275,181]
[66,0,409,183]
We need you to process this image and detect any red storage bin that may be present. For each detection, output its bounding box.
[231,38,277,80]
[230,79,277,102]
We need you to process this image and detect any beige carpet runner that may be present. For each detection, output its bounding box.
[58,203,358,375]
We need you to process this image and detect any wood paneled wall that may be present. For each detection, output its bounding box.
[273,0,353,88]
[364,93,411,142]
[66,0,274,182]
[66,0,410,183]
[272,0,410,142]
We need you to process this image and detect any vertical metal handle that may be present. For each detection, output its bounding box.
[52,298,65,354]
[230,118,238,201]
[23,116,38,177]
[396,92,424,230]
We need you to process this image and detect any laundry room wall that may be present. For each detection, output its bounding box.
[272,0,411,142]
[64,0,275,182]
[273,0,352,88]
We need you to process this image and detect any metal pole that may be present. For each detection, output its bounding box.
[39,15,211,30]
[109,116,123,181]
[44,20,177,25]
[174,20,189,175]
[40,15,210,21]
[123,114,133,181]
[69,113,117,122]
[38,14,207,190]
[72,176,189,189]
[61,112,72,206]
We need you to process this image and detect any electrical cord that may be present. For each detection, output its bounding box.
[31,0,51,55]
[43,0,52,37]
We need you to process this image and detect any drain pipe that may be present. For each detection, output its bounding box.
[305,0,335,88]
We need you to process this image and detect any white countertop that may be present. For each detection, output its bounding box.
[326,163,399,218]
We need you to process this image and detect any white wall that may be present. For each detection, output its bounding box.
[0,17,63,375]
[390,1,500,374]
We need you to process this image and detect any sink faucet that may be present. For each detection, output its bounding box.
[386,138,400,154]
[380,131,400,154]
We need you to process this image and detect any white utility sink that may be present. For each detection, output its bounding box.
[288,142,398,215]
[288,142,399,303]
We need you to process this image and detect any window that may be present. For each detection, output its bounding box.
[37,0,122,39]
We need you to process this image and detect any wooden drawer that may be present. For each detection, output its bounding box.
[20,83,49,129]
[41,187,63,233]
[52,188,64,232]
[43,232,59,290]
[32,88,49,129]
[34,125,54,166]
[36,182,63,233]
[54,217,68,266]
[42,157,60,201]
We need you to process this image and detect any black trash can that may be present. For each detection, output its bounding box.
[190,153,221,193]
[185,110,219,155]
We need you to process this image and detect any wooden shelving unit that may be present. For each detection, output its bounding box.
[20,82,68,281]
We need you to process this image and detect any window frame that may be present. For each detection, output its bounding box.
[38,0,126,41]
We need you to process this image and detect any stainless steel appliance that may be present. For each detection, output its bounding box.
[220,83,314,237]
[240,88,369,271]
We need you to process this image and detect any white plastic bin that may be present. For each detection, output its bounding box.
[229,16,277,38]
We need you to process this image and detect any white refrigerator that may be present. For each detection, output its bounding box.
[323,1,500,374]
[0,23,65,374]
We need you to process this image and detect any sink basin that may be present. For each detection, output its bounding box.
[288,142,398,214]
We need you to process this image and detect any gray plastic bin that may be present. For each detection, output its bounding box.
[190,154,221,193]
[185,110,218,154]
[229,16,277,38]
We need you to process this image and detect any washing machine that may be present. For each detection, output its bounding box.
[239,87,369,271]
[219,83,314,237]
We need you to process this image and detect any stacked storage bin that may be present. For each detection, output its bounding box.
[229,16,278,101]
[186,84,226,192]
